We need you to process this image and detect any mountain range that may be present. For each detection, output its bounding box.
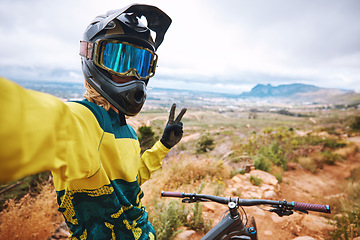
[240,83,321,98]
[12,79,360,107]
[239,83,360,105]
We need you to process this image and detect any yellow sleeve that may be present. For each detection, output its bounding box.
[0,77,103,184]
[137,140,170,185]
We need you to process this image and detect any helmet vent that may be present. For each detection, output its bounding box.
[105,21,116,29]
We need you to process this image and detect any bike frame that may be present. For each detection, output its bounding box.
[201,203,257,240]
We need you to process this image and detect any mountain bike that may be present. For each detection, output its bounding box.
[161,191,331,240]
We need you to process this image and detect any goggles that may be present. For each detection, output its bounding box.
[80,39,158,79]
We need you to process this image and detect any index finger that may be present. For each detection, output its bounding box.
[168,103,176,122]
[174,108,187,123]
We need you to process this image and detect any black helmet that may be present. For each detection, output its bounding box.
[80,4,171,116]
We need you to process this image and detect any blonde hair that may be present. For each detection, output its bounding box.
[83,81,111,111]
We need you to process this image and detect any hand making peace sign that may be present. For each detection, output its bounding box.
[160,103,187,149]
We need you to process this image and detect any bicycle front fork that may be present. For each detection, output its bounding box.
[201,202,258,240]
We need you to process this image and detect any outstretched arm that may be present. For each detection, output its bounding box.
[0,77,102,183]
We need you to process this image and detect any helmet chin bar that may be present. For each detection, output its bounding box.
[85,61,147,116]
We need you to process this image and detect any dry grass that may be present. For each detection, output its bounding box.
[142,155,231,206]
[334,142,359,158]
[0,184,64,240]
[298,156,318,173]
[141,155,230,240]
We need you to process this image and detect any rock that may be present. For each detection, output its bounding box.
[287,162,299,170]
[231,174,247,184]
[174,230,196,240]
[248,170,279,186]
[245,164,255,173]
[289,224,302,235]
[248,192,262,199]
[50,222,70,239]
[292,237,317,240]
[263,230,273,236]
[260,184,274,191]
[270,214,286,223]
[302,215,333,232]
[202,202,217,213]
[264,190,277,199]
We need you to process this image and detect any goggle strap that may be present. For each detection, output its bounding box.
[79,41,94,59]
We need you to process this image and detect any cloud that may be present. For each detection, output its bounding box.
[0,0,359,93]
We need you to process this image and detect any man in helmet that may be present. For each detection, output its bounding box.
[0,4,185,239]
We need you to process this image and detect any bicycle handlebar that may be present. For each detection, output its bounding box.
[161,191,331,214]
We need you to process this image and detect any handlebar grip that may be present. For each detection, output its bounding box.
[161,191,184,198]
[292,201,331,213]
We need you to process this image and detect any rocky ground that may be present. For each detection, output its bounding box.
[172,138,360,240]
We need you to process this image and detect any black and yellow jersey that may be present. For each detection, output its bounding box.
[0,77,170,239]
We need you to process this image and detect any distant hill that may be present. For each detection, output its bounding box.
[238,83,357,104]
[240,83,321,98]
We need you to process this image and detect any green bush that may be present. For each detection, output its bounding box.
[350,115,360,132]
[250,175,263,186]
[150,200,188,240]
[149,183,212,239]
[138,125,156,153]
[195,134,215,153]
[329,210,360,239]
[329,167,360,239]
[186,183,212,233]
[254,156,272,172]
[238,126,348,175]
[322,150,343,165]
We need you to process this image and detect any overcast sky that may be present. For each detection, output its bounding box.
[0,0,359,94]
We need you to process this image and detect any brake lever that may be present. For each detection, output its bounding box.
[182,198,193,203]
[182,198,208,203]
[269,208,294,217]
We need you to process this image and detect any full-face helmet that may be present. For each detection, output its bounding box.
[80,4,171,116]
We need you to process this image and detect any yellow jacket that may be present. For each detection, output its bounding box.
[0,77,169,239]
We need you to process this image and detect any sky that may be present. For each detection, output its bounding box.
[0,0,359,94]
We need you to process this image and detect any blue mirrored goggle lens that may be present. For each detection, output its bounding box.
[102,43,152,78]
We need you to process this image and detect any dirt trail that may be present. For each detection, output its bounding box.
[253,138,360,240]
[183,137,360,240]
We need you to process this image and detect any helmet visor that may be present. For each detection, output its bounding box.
[94,40,157,79]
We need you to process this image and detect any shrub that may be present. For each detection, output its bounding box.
[274,172,283,183]
[250,175,263,186]
[148,183,212,240]
[329,210,360,239]
[186,183,212,233]
[329,167,360,239]
[0,184,64,240]
[195,134,215,153]
[149,157,231,191]
[254,156,272,172]
[138,125,157,153]
[0,171,51,210]
[298,157,317,173]
[322,150,343,165]
[238,126,349,175]
[349,115,360,132]
[347,167,360,182]
[150,199,188,240]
